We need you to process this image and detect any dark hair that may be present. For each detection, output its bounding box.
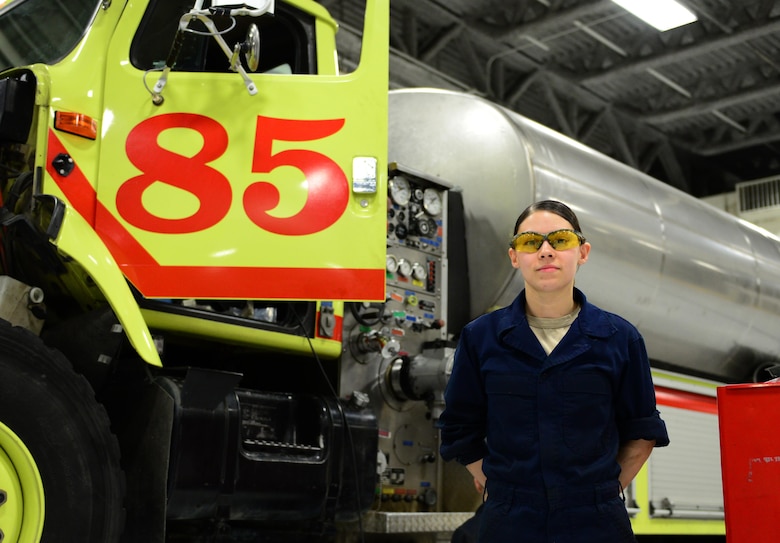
[513,200,583,235]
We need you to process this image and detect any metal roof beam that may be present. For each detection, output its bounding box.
[421,24,465,63]
[506,69,542,105]
[641,82,780,125]
[580,18,780,87]
[470,0,617,43]
[457,33,489,93]
[697,131,780,156]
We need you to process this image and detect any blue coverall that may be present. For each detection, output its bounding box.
[439,289,670,543]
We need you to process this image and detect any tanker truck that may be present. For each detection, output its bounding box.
[0,0,766,540]
[352,87,780,541]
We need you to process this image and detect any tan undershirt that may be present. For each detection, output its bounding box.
[527,306,581,355]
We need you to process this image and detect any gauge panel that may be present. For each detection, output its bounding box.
[387,175,445,255]
[340,166,454,516]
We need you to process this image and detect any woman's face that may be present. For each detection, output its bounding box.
[508,210,591,296]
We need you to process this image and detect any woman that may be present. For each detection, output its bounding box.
[439,200,669,542]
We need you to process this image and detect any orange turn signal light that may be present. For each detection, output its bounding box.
[54,111,98,140]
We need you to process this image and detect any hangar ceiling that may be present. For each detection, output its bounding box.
[320,0,780,198]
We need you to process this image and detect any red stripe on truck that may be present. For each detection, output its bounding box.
[655,385,718,415]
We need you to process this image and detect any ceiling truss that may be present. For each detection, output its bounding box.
[322,0,780,197]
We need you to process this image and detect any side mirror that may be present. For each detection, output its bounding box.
[242,24,260,72]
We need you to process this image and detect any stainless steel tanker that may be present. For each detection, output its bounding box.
[388,87,780,384]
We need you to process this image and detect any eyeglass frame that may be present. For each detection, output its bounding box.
[509,228,587,252]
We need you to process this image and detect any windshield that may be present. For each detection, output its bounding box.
[0,0,100,72]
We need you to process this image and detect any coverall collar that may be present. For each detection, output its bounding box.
[497,288,617,368]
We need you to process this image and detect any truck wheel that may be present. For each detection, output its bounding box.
[0,320,125,542]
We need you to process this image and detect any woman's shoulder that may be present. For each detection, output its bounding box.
[466,304,513,328]
[581,300,642,339]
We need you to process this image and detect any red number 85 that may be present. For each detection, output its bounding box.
[117,113,348,236]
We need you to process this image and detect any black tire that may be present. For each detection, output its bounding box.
[0,319,125,542]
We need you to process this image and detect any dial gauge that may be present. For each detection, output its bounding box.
[412,263,427,281]
[386,254,399,274]
[397,259,412,277]
[423,188,442,216]
[389,176,411,206]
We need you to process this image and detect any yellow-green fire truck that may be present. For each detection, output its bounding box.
[0,1,388,541]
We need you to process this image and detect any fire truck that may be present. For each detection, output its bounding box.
[0,0,388,541]
[0,0,770,541]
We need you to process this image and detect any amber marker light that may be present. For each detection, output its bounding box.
[54,111,98,140]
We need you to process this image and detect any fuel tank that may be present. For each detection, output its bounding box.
[389,88,780,383]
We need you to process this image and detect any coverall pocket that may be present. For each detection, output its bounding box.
[563,497,636,543]
[596,496,636,542]
[478,483,515,541]
[562,371,612,457]
[485,374,536,437]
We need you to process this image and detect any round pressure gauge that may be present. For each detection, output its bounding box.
[397,258,412,277]
[423,188,442,216]
[412,262,427,281]
[386,254,399,274]
[389,176,411,206]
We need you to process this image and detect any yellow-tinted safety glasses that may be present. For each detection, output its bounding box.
[509,229,586,253]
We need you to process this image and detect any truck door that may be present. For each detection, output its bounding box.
[98,0,388,302]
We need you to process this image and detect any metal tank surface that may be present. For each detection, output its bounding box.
[389,88,780,383]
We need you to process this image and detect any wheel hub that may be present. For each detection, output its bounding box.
[0,421,44,541]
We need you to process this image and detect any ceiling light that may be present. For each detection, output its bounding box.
[611,0,698,31]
